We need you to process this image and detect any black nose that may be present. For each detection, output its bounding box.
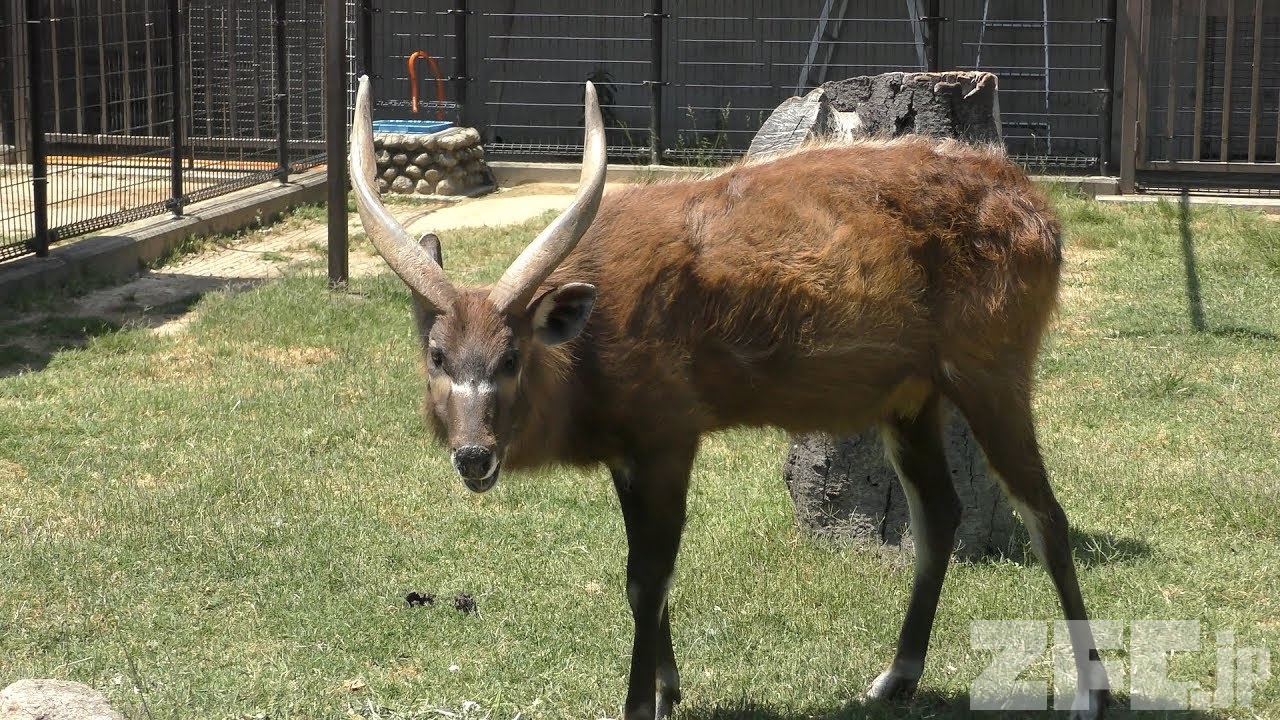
[452,445,494,479]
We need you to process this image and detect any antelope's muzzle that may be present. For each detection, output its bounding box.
[452,444,499,492]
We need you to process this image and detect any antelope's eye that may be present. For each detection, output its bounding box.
[498,350,519,376]
[429,347,445,369]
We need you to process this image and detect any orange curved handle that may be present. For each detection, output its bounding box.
[407,50,447,121]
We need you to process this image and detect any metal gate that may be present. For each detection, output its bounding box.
[1121,0,1280,191]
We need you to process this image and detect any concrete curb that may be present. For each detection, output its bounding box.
[1095,193,1280,214]
[0,170,328,305]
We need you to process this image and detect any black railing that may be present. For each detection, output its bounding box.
[0,0,326,264]
[357,1,1116,169]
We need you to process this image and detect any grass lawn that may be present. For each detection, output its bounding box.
[1,191,1277,719]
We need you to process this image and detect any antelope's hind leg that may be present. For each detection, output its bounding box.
[865,395,962,702]
[947,377,1110,719]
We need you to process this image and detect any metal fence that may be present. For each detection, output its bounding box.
[0,0,326,263]
[1126,0,1280,193]
[356,0,1117,168]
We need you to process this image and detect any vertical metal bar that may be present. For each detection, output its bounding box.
[48,6,60,133]
[168,0,183,216]
[1136,0,1151,168]
[925,0,941,71]
[1218,0,1236,161]
[1118,0,1145,192]
[1166,0,1179,160]
[356,0,373,76]
[1098,0,1117,173]
[274,0,289,179]
[228,9,238,141]
[26,0,50,256]
[324,0,348,288]
[145,2,156,134]
[252,2,262,139]
[202,3,212,138]
[121,0,133,131]
[1246,0,1263,162]
[649,0,665,164]
[453,0,470,126]
[96,0,107,132]
[1192,0,1207,160]
[73,7,85,133]
[303,0,313,138]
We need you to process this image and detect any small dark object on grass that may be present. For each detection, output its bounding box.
[453,592,477,614]
[405,592,435,607]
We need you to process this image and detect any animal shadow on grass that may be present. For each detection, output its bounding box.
[995,526,1153,569]
[679,691,1227,719]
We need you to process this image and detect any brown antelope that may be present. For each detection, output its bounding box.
[349,76,1109,719]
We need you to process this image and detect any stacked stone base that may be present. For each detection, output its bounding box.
[373,127,493,198]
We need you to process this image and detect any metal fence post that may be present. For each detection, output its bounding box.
[167,0,185,217]
[274,0,290,181]
[325,0,348,287]
[356,0,373,77]
[24,0,50,256]
[923,0,944,72]
[646,1,667,165]
[448,0,470,127]
[1097,0,1117,174]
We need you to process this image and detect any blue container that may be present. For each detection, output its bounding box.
[371,119,454,134]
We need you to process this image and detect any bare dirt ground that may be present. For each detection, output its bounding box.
[0,182,583,375]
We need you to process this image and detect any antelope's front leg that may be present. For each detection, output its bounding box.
[610,448,693,720]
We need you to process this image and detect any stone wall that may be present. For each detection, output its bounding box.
[373,127,493,198]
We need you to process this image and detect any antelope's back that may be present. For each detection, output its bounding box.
[552,137,1063,431]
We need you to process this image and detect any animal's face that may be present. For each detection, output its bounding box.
[348,75,606,493]
[417,284,596,492]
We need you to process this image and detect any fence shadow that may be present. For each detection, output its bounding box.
[0,272,264,377]
[1179,190,1208,332]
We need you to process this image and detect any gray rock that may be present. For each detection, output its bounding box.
[375,149,391,166]
[415,178,436,195]
[459,127,481,146]
[376,178,389,194]
[422,168,441,185]
[390,153,409,167]
[372,136,385,150]
[436,152,458,169]
[381,167,398,182]
[1,679,123,720]
[434,177,459,196]
[820,71,1003,146]
[403,135,422,152]
[437,134,460,152]
[390,175,415,194]
[402,164,423,180]
[423,134,440,151]
[745,87,833,160]
[471,145,485,159]
[412,152,434,167]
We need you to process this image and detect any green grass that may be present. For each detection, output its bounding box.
[1,200,1278,719]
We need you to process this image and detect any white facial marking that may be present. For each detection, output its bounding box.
[450,380,496,397]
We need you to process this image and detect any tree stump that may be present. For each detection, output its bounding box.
[753,71,1018,560]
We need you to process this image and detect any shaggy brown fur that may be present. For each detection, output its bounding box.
[479,136,1062,469]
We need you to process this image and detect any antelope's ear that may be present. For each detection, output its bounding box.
[411,233,445,340]
[530,283,596,346]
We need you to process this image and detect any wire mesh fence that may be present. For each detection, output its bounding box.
[0,0,328,264]
[359,0,1117,168]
